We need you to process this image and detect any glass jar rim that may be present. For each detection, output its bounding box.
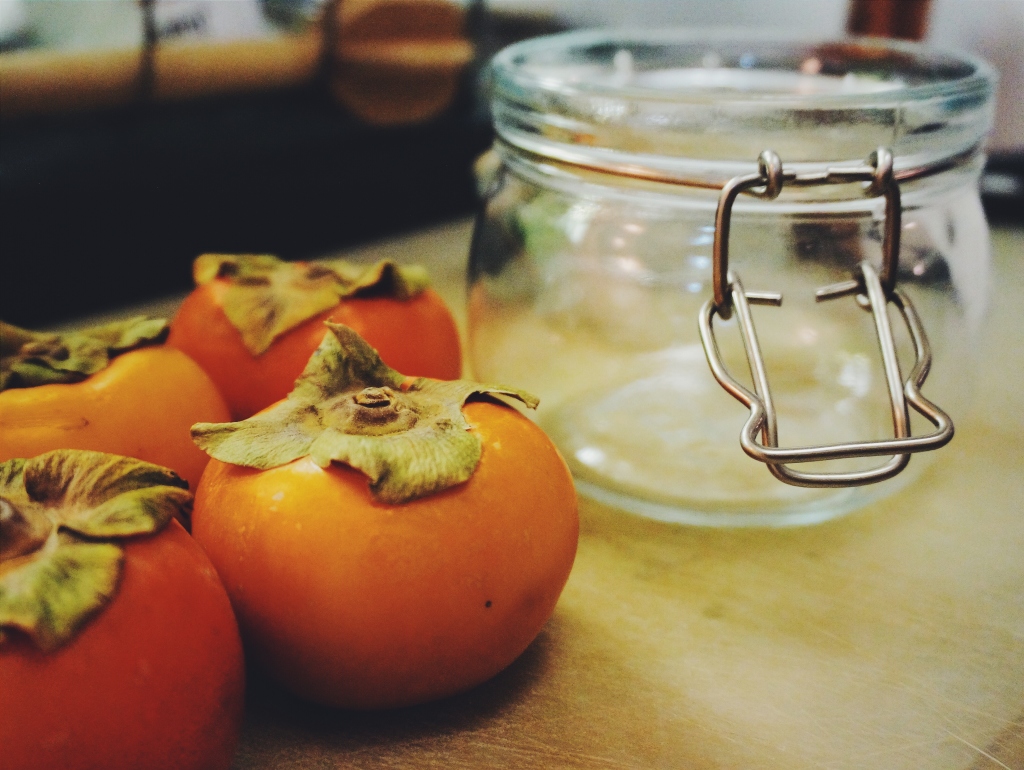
[492,29,995,110]
[490,29,997,180]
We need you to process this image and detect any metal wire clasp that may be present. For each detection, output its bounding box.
[698,148,954,488]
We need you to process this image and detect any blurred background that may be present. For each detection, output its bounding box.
[1,0,1021,327]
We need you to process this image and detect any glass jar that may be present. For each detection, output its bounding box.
[468,31,996,526]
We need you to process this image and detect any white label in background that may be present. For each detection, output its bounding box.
[15,0,288,52]
[0,0,30,44]
[153,0,276,43]
[22,0,145,51]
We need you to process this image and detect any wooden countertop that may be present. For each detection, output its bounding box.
[78,220,1024,769]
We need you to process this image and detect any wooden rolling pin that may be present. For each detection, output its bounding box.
[0,0,472,126]
[0,32,322,118]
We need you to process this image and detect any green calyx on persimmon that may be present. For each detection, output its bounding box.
[0,317,169,391]
[191,323,538,504]
[0,450,191,651]
[193,254,431,356]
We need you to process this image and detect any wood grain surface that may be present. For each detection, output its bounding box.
[61,220,1024,769]
[221,222,1023,770]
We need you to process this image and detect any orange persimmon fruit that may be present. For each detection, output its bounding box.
[0,319,230,491]
[190,324,578,709]
[0,450,245,770]
[167,255,462,420]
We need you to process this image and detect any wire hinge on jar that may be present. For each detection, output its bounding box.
[697,147,954,488]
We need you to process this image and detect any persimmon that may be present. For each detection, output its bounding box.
[0,450,245,770]
[191,324,578,709]
[0,318,230,492]
[167,254,462,420]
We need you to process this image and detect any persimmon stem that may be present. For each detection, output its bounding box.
[354,387,395,408]
[0,318,168,391]
[0,450,190,651]
[191,255,431,355]
[192,323,539,504]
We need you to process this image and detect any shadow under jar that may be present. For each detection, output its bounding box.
[468,31,996,526]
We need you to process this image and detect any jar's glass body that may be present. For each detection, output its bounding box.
[469,32,995,526]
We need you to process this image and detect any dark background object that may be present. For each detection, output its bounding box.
[3,6,1017,328]
[0,6,571,328]
[981,153,1024,226]
[1,86,491,327]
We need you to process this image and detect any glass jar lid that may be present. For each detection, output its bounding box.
[490,30,996,187]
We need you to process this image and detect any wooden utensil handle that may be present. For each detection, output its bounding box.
[0,32,322,119]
